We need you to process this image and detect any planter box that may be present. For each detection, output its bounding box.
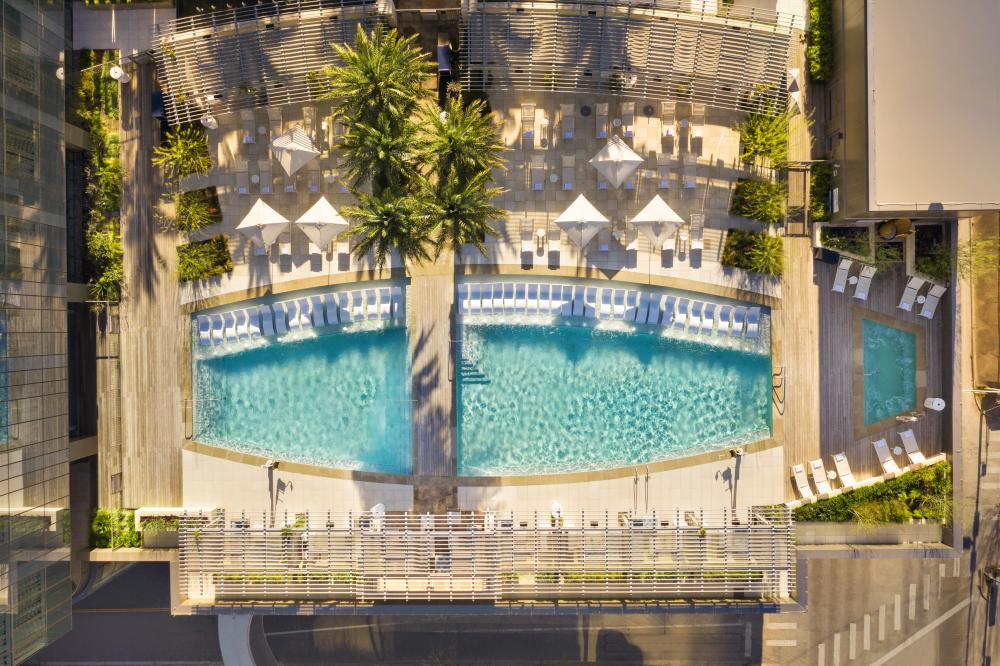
[142,529,179,548]
[796,521,943,545]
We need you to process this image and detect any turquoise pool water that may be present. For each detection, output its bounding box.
[194,327,412,473]
[862,319,917,425]
[457,323,772,476]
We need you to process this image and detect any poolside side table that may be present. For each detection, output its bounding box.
[612,118,622,127]
[892,446,903,456]
[250,174,260,184]
[848,276,859,285]
[257,126,267,135]
[916,295,927,304]
[826,470,837,481]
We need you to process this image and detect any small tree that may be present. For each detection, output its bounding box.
[419,170,504,259]
[418,95,506,182]
[341,193,431,274]
[153,124,211,180]
[736,103,794,169]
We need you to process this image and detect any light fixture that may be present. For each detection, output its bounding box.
[200,112,218,130]
[109,65,131,83]
[55,66,64,81]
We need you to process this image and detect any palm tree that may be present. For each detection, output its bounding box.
[417,95,505,182]
[152,125,211,180]
[419,170,505,259]
[321,25,433,127]
[340,192,432,274]
[339,116,419,197]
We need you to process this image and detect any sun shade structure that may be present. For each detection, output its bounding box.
[236,198,289,247]
[589,136,644,189]
[555,194,610,247]
[293,196,349,247]
[272,125,320,176]
[630,195,685,249]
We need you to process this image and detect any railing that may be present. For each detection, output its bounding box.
[178,507,795,606]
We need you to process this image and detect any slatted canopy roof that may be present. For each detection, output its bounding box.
[461,0,797,114]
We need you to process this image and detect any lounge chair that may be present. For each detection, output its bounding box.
[322,294,339,325]
[716,305,731,335]
[257,160,272,194]
[899,429,947,468]
[559,286,575,317]
[635,292,651,323]
[270,304,288,334]
[745,307,761,338]
[538,284,552,314]
[561,103,575,140]
[646,294,664,325]
[661,100,676,138]
[478,284,493,315]
[919,284,947,319]
[790,463,815,503]
[572,286,586,317]
[309,295,326,327]
[872,438,904,478]
[296,298,314,328]
[562,155,575,190]
[350,291,364,320]
[526,283,539,313]
[267,106,282,141]
[240,109,255,143]
[613,289,627,319]
[584,287,598,318]
[701,303,716,334]
[731,306,747,336]
[687,301,703,332]
[673,298,690,330]
[657,153,673,189]
[595,102,609,139]
[521,103,536,141]
[258,306,276,336]
[502,283,516,312]
[378,288,392,320]
[468,284,482,315]
[897,276,926,312]
[196,315,211,345]
[853,265,876,301]
[831,258,852,294]
[364,289,379,319]
[623,291,638,321]
[600,288,614,318]
[235,162,250,195]
[661,295,677,326]
[222,311,238,341]
[390,286,403,323]
[514,283,527,311]
[457,284,469,315]
[832,452,873,490]
[246,308,262,337]
[621,102,635,138]
[809,458,839,499]
[209,313,225,343]
[530,154,546,191]
[336,292,351,322]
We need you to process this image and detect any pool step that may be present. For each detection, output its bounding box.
[458,359,490,385]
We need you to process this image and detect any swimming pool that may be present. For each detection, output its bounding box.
[862,319,916,425]
[193,326,412,474]
[457,322,773,476]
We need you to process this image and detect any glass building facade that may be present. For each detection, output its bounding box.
[0,0,71,663]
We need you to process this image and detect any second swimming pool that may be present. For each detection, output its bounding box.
[862,319,917,425]
[458,322,773,476]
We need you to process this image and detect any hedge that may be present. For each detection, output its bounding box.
[721,229,783,277]
[91,508,141,548]
[793,462,952,523]
[176,187,222,232]
[178,235,233,282]
[730,178,785,224]
[806,0,834,82]
[809,163,833,222]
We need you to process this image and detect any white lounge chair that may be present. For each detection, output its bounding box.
[897,276,926,312]
[790,463,815,503]
[457,284,469,315]
[336,292,351,322]
[673,298,689,330]
[731,306,747,336]
[258,306,276,336]
[646,294,664,325]
[809,458,839,499]
[503,283,516,312]
[561,103,575,140]
[296,298,314,328]
[899,429,947,468]
[468,284,482,315]
[635,292,651,323]
[526,283,539,314]
[364,289,379,319]
[872,438,904,478]
[584,287,598,318]
[208,314,225,344]
[598,288,612,319]
[623,291,638,321]
[539,284,553,314]
[716,305,731,335]
[687,301,703,333]
[831,258,853,294]
[701,303,716,334]
[919,284,946,319]
[222,311,238,341]
[379,288,392,320]
[390,286,403,323]
[661,100,676,138]
[196,315,211,345]
[322,294,339,325]
[595,102,609,139]
[853,265,876,301]
[514,283,527,311]
[832,452,866,491]
[612,289,626,319]
[572,286,585,317]
[521,103,536,141]
[745,307,761,338]
[557,286,574,317]
[246,308,261,337]
[661,295,677,326]
[350,291,364,320]
[235,310,251,338]
[478,284,493,315]
[621,101,635,138]
[530,154,545,191]
[270,304,288,335]
[309,295,326,327]
[562,155,575,190]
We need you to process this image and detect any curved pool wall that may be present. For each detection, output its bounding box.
[191,285,412,474]
[456,280,773,476]
[862,319,917,425]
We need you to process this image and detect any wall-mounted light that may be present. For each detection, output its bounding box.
[55,67,65,81]
[109,65,131,84]
[200,113,218,130]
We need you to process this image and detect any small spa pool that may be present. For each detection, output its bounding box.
[862,319,917,425]
[457,321,773,476]
[193,325,412,474]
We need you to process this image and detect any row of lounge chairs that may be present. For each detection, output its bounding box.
[195,286,404,346]
[831,258,876,300]
[788,429,946,506]
[457,283,762,338]
[520,101,704,148]
[897,275,946,319]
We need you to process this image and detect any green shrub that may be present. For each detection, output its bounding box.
[91,508,141,548]
[730,178,785,224]
[871,242,904,274]
[736,103,793,168]
[914,242,951,283]
[806,0,834,82]
[794,461,952,523]
[86,216,124,301]
[153,124,211,180]
[178,235,233,282]
[820,226,870,257]
[809,163,833,222]
[175,188,222,232]
[721,229,784,277]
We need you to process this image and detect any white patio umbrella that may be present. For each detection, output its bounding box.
[236,198,289,247]
[554,194,610,248]
[589,135,644,189]
[293,196,349,248]
[271,125,320,176]
[630,195,685,249]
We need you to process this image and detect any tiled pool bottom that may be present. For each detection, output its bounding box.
[193,326,412,474]
[862,319,917,425]
[457,323,773,476]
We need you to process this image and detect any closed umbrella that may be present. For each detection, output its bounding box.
[271,125,320,176]
[630,195,685,249]
[554,194,610,248]
[589,135,643,188]
[236,198,289,248]
[294,196,349,248]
